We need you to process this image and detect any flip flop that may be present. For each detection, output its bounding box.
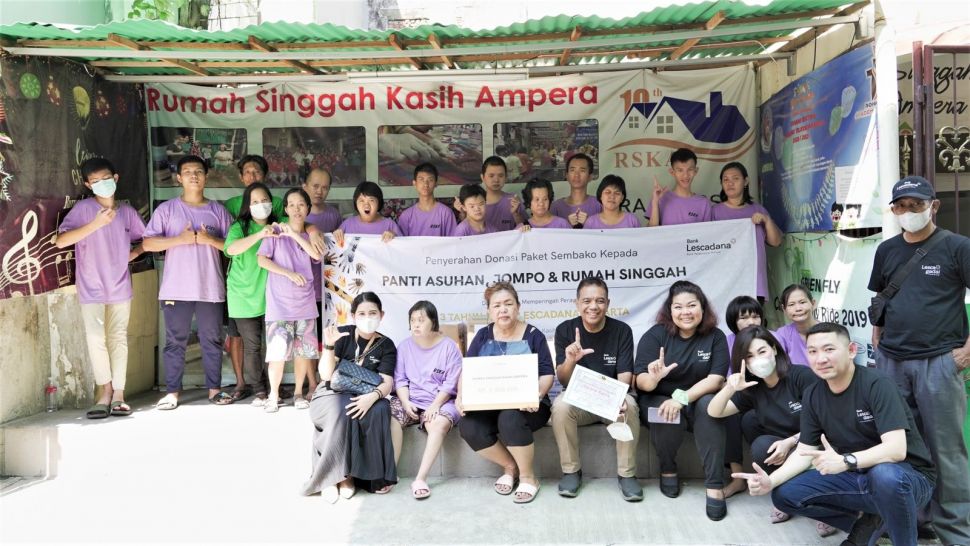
[411,480,431,500]
[208,392,234,405]
[374,484,394,495]
[770,506,791,524]
[494,474,518,496]
[294,396,310,410]
[109,401,132,417]
[85,404,110,419]
[155,395,178,411]
[230,387,252,403]
[513,481,539,504]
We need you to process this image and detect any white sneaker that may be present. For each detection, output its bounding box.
[264,397,280,413]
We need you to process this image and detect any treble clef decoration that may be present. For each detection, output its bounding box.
[2,210,42,294]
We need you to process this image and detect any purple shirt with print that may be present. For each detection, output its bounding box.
[397,202,457,237]
[339,216,402,236]
[773,323,810,366]
[144,198,231,302]
[713,202,770,298]
[529,215,573,229]
[485,192,525,232]
[550,195,602,223]
[647,192,713,225]
[258,232,318,322]
[58,199,146,304]
[394,336,462,409]
[306,205,343,302]
[583,212,641,229]
[452,220,497,237]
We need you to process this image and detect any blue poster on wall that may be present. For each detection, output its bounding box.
[759,44,881,233]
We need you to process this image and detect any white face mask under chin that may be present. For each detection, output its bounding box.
[356,317,381,335]
[897,208,932,232]
[747,356,777,379]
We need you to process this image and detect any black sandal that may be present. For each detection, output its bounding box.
[208,392,235,405]
[230,387,252,402]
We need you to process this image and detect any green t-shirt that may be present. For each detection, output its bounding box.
[224,194,286,220]
[224,220,270,319]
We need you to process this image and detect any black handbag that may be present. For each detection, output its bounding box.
[869,229,949,327]
[330,335,385,396]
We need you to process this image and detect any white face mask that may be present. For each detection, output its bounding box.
[356,316,381,335]
[896,208,932,233]
[607,414,634,442]
[250,202,273,220]
[747,355,777,379]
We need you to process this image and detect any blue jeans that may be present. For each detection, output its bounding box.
[772,463,934,546]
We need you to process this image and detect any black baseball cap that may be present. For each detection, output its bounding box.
[890,176,935,203]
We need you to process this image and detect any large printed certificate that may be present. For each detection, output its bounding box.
[560,365,629,421]
[461,354,539,411]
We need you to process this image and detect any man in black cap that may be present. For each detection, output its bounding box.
[868,175,970,545]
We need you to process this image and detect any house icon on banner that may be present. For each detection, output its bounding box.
[616,92,750,145]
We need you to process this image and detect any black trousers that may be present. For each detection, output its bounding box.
[235,316,266,393]
[459,402,552,452]
[638,392,725,489]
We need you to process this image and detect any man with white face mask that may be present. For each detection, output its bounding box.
[868,175,970,546]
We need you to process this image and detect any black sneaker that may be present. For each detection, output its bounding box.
[706,495,727,521]
[660,475,681,498]
[840,512,883,546]
[916,524,937,540]
[618,476,643,502]
[557,471,582,497]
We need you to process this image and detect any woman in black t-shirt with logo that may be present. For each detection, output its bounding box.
[634,280,730,520]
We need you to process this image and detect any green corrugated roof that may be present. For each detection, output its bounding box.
[0,0,868,76]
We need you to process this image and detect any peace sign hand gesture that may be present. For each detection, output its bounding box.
[730,462,772,496]
[727,360,759,392]
[565,327,595,363]
[647,347,678,382]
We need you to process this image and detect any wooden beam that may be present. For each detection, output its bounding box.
[388,33,423,69]
[558,25,582,66]
[427,32,454,69]
[105,33,209,76]
[756,1,869,66]
[247,35,321,74]
[669,10,726,60]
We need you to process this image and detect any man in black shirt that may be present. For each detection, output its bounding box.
[551,277,642,501]
[868,176,970,546]
[733,323,935,546]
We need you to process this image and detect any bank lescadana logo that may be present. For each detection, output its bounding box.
[685,236,735,255]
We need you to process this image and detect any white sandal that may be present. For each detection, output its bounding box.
[264,397,280,413]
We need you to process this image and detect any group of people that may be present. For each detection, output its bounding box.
[57,138,969,545]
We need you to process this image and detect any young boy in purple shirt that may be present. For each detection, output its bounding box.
[397,163,458,237]
[524,178,572,229]
[550,153,602,228]
[480,156,526,231]
[56,158,146,418]
[143,155,233,410]
[452,184,498,237]
[647,148,713,226]
[257,188,323,413]
[333,181,402,245]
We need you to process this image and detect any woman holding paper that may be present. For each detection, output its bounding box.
[457,282,555,504]
[634,280,730,520]
[706,326,835,537]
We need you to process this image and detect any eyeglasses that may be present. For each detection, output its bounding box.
[891,200,930,214]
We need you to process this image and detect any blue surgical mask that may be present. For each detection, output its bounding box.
[91,177,116,197]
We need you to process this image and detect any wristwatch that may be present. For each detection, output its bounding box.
[843,453,859,471]
[671,389,690,406]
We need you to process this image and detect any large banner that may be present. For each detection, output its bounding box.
[766,232,878,364]
[323,219,756,344]
[0,57,150,299]
[760,44,881,233]
[145,67,756,217]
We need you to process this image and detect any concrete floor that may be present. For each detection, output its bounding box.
[0,390,931,546]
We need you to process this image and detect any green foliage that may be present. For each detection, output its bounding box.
[126,0,188,21]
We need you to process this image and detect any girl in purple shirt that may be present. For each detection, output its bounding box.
[711,162,783,300]
[584,175,642,230]
[334,181,402,245]
[523,178,572,229]
[388,301,463,499]
[773,284,817,366]
[397,163,458,237]
[257,188,323,413]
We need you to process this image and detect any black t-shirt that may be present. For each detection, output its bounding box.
[554,317,634,381]
[733,365,819,438]
[868,229,970,359]
[333,325,397,376]
[801,365,935,483]
[634,324,729,396]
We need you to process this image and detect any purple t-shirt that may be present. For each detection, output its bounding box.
[394,336,462,409]
[713,202,770,299]
[339,216,403,236]
[397,202,457,237]
[485,192,525,232]
[144,198,231,302]
[773,323,810,366]
[306,205,343,302]
[647,192,713,225]
[529,215,573,229]
[258,233,318,322]
[550,195,602,223]
[582,212,641,229]
[58,199,146,304]
[452,219,497,237]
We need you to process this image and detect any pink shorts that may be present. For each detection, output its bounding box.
[265,319,319,362]
[388,395,460,428]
